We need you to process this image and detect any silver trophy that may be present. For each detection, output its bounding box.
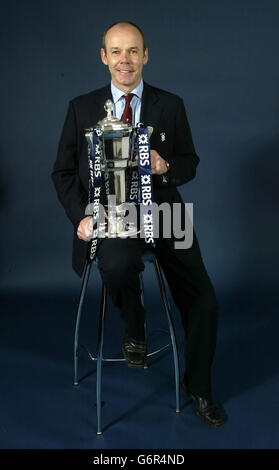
[85,99,152,238]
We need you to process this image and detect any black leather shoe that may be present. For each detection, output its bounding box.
[181,381,225,427]
[122,334,147,368]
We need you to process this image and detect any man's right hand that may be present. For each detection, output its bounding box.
[77,216,93,242]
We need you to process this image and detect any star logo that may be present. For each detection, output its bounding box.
[141,175,151,184]
[138,134,148,145]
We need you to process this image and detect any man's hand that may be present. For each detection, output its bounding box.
[151,150,168,174]
[136,149,168,174]
[77,216,93,242]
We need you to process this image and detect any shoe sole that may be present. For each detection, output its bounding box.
[126,362,145,369]
[195,410,225,427]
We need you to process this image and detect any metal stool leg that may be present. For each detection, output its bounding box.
[96,283,107,435]
[153,259,180,413]
[73,260,92,385]
[139,272,144,305]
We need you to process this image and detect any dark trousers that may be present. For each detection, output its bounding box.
[96,231,218,398]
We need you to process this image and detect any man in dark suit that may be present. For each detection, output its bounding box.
[51,21,225,427]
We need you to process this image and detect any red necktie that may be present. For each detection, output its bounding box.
[121,93,134,124]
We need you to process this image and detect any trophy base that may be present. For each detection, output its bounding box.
[98,220,140,239]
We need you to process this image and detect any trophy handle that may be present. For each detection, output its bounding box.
[136,123,153,138]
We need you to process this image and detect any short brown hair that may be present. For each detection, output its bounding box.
[102,21,147,52]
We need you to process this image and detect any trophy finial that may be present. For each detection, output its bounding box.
[104,99,114,119]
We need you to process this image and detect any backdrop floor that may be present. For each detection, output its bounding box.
[1,284,278,449]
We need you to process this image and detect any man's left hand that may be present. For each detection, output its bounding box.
[150,150,168,175]
[135,149,168,174]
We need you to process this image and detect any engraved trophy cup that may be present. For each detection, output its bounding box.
[85,99,153,242]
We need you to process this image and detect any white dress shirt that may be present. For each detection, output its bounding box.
[110,79,143,125]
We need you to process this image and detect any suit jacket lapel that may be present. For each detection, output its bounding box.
[140,81,162,145]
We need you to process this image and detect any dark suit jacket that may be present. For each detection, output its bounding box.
[51,82,200,277]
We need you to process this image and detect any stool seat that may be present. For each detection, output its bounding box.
[73,249,180,434]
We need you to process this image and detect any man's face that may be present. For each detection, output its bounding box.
[101,25,148,92]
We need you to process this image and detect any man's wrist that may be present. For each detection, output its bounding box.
[164,159,170,173]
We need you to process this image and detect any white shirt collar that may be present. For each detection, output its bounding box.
[111,79,144,103]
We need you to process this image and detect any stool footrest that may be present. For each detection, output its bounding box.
[80,343,171,362]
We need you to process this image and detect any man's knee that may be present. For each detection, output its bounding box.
[206,287,218,311]
[97,239,145,286]
[197,282,219,315]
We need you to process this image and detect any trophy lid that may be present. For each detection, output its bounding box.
[97,99,132,132]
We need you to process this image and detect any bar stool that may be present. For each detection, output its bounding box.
[73,248,181,434]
